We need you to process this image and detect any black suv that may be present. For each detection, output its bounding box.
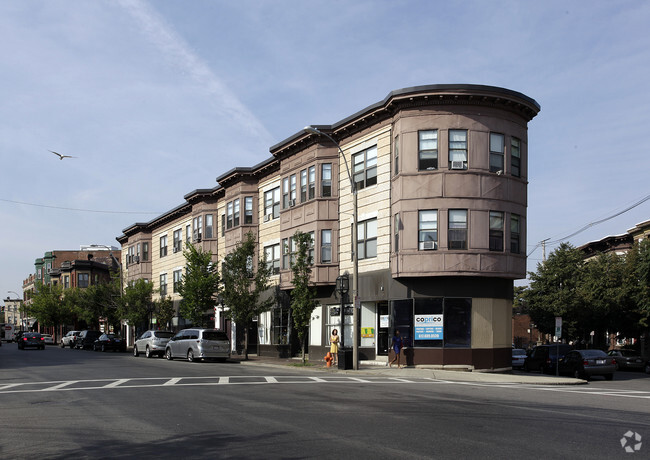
[75,330,103,350]
[524,344,573,374]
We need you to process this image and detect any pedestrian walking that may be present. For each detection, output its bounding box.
[330,329,340,365]
[389,330,403,368]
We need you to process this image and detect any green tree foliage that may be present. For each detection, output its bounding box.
[221,231,273,360]
[119,278,155,331]
[78,274,121,329]
[178,241,221,327]
[523,240,650,347]
[29,282,73,337]
[154,295,175,331]
[290,231,319,364]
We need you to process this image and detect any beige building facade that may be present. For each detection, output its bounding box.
[118,84,540,369]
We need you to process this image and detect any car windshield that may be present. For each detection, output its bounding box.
[203,331,228,341]
[154,331,174,338]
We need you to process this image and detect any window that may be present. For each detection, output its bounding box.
[321,229,332,263]
[193,216,202,241]
[173,229,182,253]
[357,218,378,260]
[418,130,438,170]
[282,238,290,269]
[221,214,225,236]
[511,214,521,254]
[489,133,504,173]
[394,213,399,252]
[290,175,297,204]
[273,306,290,345]
[449,130,468,169]
[511,137,521,177]
[353,146,377,190]
[159,273,167,297]
[264,187,280,219]
[282,177,290,208]
[136,243,141,261]
[233,199,240,226]
[300,169,307,202]
[308,231,315,265]
[173,269,182,293]
[308,166,316,199]
[265,244,281,274]
[205,214,214,239]
[77,273,89,288]
[419,210,438,250]
[394,135,399,175]
[489,211,504,252]
[160,235,168,257]
[186,224,191,243]
[321,163,332,197]
[244,197,253,224]
[64,275,70,289]
[448,210,468,250]
[127,246,135,264]
[226,202,233,229]
[142,242,149,261]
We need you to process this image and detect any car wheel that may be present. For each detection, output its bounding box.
[187,349,195,362]
[573,369,582,379]
[60,341,65,348]
[133,346,139,357]
[145,347,152,359]
[604,373,614,381]
[101,345,106,352]
[165,348,173,360]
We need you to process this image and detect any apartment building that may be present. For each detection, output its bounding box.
[118,84,540,369]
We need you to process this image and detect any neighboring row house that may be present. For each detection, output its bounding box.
[117,84,540,370]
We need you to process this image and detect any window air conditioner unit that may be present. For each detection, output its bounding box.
[422,241,437,250]
[173,247,179,253]
[451,160,465,170]
[289,199,296,207]
[264,213,272,222]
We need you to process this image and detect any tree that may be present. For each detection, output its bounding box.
[154,295,175,331]
[221,231,273,360]
[525,243,585,338]
[29,282,72,339]
[290,231,319,364]
[81,274,122,329]
[119,278,155,333]
[177,242,221,327]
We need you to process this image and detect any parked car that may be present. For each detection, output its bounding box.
[17,332,45,350]
[93,334,126,352]
[523,344,573,374]
[41,333,54,345]
[606,349,644,371]
[512,348,527,369]
[75,330,103,350]
[60,330,81,348]
[133,330,174,358]
[559,349,616,380]
[165,328,230,362]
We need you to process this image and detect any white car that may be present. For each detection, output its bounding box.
[512,348,527,369]
[60,330,81,348]
[41,334,54,345]
[133,330,174,358]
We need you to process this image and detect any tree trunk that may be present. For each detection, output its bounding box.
[243,327,249,361]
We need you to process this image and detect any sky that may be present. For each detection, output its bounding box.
[2,0,650,303]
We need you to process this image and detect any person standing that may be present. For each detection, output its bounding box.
[330,329,340,365]
[389,329,403,368]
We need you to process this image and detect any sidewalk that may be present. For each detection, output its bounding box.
[234,355,586,385]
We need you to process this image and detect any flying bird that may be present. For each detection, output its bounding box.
[49,150,77,160]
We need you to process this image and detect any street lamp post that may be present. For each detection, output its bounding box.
[304,126,359,370]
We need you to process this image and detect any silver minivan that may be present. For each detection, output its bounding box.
[165,328,230,362]
[133,330,174,358]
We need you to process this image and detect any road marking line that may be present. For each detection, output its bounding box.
[103,379,129,388]
[164,378,181,386]
[308,377,328,382]
[264,377,278,383]
[0,384,21,391]
[47,381,78,390]
[218,377,230,384]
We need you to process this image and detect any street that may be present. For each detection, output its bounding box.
[1,343,649,459]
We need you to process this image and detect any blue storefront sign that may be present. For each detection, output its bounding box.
[414,314,443,340]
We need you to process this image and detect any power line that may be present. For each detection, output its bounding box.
[0,198,161,215]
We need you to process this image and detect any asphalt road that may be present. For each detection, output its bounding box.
[1,343,648,459]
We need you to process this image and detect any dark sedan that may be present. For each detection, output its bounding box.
[17,332,45,350]
[93,334,126,352]
[559,349,616,380]
[607,349,644,371]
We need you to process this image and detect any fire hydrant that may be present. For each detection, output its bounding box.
[324,352,333,367]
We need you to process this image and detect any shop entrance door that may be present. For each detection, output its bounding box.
[377,302,389,356]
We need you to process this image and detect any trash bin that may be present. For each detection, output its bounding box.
[338,348,352,370]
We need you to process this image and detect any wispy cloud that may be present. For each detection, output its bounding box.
[116,0,274,146]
